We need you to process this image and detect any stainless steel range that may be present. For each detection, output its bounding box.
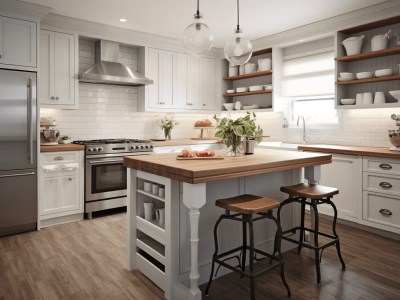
[73,139,153,218]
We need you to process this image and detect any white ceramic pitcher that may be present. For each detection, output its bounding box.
[342,35,365,55]
[371,29,391,51]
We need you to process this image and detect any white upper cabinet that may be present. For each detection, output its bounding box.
[145,47,218,112]
[0,16,36,68]
[39,29,77,108]
[201,57,216,110]
[148,48,174,109]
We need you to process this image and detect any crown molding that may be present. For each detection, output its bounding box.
[0,0,51,20]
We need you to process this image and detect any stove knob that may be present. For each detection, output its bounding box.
[88,148,93,152]
[145,145,149,149]
[130,146,134,150]
[149,145,154,149]
[98,147,103,152]
[140,145,145,149]
[92,148,97,152]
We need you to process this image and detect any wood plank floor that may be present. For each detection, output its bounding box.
[0,212,399,300]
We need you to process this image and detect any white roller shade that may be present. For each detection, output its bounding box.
[282,51,334,97]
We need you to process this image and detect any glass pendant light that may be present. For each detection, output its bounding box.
[183,0,214,54]
[224,0,253,65]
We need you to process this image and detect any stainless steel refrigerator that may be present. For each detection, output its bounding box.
[0,69,37,237]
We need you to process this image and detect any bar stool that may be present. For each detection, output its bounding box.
[275,183,346,284]
[205,194,291,299]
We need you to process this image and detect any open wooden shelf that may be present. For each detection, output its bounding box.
[336,75,400,85]
[336,47,400,62]
[223,70,272,81]
[252,48,272,56]
[223,89,272,97]
[337,102,399,109]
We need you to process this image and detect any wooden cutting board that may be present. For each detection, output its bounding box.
[176,155,224,160]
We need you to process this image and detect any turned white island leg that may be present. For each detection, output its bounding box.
[182,182,206,300]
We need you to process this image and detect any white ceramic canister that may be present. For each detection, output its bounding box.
[258,58,272,71]
[371,29,391,52]
[355,93,363,105]
[342,35,365,55]
[244,63,257,74]
[239,65,245,75]
[228,65,239,77]
[363,92,373,105]
[374,91,385,104]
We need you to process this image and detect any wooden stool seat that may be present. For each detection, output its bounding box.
[216,194,280,214]
[280,183,339,199]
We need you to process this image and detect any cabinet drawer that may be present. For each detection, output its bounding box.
[363,192,400,229]
[363,172,400,196]
[41,152,79,164]
[363,157,400,176]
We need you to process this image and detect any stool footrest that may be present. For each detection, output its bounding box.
[282,227,339,250]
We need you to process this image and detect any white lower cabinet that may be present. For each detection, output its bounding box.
[318,154,362,222]
[361,157,400,234]
[39,151,84,228]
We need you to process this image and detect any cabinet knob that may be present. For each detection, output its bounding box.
[0,54,2,58]
[54,156,64,161]
[379,182,392,189]
[379,163,392,170]
[379,208,393,216]
[68,178,72,181]
[203,104,206,106]
[55,97,59,100]
[51,96,55,100]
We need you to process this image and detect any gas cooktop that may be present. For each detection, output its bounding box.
[72,138,150,145]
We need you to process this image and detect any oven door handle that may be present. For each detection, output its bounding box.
[88,159,124,164]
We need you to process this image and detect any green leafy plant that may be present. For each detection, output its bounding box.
[61,136,71,140]
[214,112,263,155]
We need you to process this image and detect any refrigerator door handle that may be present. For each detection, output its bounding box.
[0,172,35,178]
[27,77,33,165]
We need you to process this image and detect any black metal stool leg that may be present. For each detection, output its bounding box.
[310,200,321,284]
[270,213,291,298]
[271,197,293,259]
[327,198,346,270]
[249,215,255,300]
[241,214,248,278]
[298,199,306,254]
[205,214,225,296]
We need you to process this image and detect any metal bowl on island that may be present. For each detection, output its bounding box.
[42,129,60,143]
[388,130,400,147]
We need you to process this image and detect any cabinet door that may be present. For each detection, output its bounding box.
[148,48,161,108]
[53,32,75,106]
[201,57,215,110]
[40,176,60,215]
[39,30,54,105]
[319,154,362,221]
[0,16,36,67]
[174,53,190,108]
[188,55,202,109]
[159,50,174,107]
[60,174,80,211]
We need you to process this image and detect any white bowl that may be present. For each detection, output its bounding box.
[356,72,373,79]
[338,76,355,81]
[244,63,257,74]
[249,85,263,92]
[389,90,400,102]
[264,84,272,90]
[375,68,392,77]
[339,72,354,78]
[340,98,356,105]
[226,89,235,94]
[236,87,248,93]
[222,103,235,111]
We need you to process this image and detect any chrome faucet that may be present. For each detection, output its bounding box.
[297,115,307,143]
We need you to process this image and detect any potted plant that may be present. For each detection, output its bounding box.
[59,135,72,144]
[214,112,263,156]
[157,115,177,140]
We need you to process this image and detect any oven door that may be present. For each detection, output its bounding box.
[86,156,127,202]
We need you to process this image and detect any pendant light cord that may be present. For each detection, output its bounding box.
[196,0,200,16]
[236,0,240,31]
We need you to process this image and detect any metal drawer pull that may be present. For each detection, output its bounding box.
[379,182,392,189]
[379,209,393,216]
[379,163,392,170]
[54,156,64,161]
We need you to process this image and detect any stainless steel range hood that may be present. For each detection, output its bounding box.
[79,40,153,86]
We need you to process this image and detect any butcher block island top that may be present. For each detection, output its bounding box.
[123,148,332,184]
[40,144,85,152]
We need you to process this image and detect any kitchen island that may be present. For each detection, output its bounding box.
[124,148,332,300]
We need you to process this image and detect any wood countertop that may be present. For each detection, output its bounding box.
[40,144,85,152]
[298,144,400,159]
[151,138,221,147]
[124,148,332,184]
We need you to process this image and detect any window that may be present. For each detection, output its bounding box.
[282,38,338,127]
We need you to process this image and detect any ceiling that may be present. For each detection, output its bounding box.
[22,0,389,47]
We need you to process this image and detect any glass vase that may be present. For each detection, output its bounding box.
[164,128,171,140]
[224,136,245,157]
